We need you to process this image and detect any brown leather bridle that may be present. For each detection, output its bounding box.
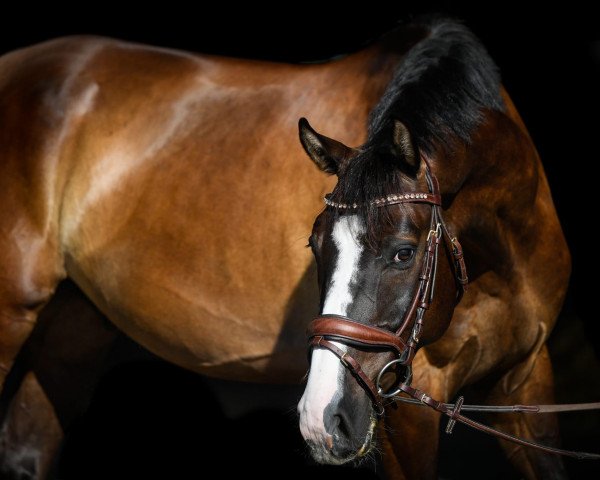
[308,163,466,415]
[306,162,600,460]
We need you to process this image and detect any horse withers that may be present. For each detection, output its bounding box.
[297,19,570,478]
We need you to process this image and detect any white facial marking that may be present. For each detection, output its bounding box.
[299,216,364,450]
[321,215,364,316]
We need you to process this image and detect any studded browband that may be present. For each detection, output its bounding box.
[324,192,441,210]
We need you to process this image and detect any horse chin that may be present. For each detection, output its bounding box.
[308,416,377,466]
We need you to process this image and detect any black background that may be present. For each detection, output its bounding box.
[1,2,599,479]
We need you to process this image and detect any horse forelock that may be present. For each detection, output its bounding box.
[326,150,421,251]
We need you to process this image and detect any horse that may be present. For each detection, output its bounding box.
[296,18,571,479]
[0,18,568,480]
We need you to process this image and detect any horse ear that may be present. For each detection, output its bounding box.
[391,120,418,170]
[298,118,354,175]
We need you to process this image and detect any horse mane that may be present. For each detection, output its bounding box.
[369,17,505,155]
[329,18,505,248]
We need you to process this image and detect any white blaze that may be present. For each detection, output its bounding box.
[299,216,364,447]
[321,216,364,316]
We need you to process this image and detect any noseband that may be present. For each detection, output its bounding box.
[308,163,467,415]
[305,162,600,460]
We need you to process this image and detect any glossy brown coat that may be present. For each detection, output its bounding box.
[0,30,569,479]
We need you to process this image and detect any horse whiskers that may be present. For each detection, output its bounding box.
[352,415,378,458]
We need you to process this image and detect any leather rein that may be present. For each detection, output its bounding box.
[306,163,600,460]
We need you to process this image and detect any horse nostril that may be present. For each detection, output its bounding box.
[329,413,356,458]
[329,413,341,432]
[333,413,351,439]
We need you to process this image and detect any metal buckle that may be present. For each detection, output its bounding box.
[411,323,422,343]
[450,236,461,253]
[427,222,442,241]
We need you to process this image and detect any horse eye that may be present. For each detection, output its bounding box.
[393,248,414,263]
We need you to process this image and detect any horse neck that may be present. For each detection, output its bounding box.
[431,91,542,280]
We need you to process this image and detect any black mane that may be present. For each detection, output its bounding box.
[329,18,504,248]
[369,17,504,155]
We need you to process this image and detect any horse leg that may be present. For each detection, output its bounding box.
[0,216,64,396]
[484,344,567,479]
[0,279,119,479]
[0,372,62,480]
[379,405,440,480]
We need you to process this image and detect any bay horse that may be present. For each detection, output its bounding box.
[0,18,568,479]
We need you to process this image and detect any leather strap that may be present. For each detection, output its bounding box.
[310,336,385,415]
[396,383,600,460]
[392,396,600,414]
[309,330,600,459]
[438,214,468,299]
[309,316,406,355]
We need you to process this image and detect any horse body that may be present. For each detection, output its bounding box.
[0,22,570,480]
[0,35,405,385]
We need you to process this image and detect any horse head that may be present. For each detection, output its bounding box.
[296,117,463,464]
